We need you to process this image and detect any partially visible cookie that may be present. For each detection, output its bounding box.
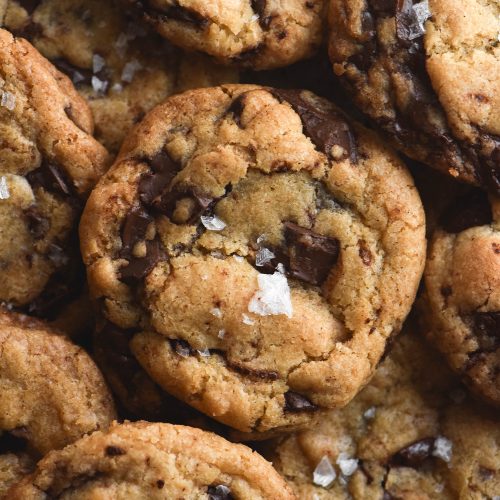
[328,0,500,192]
[125,0,325,70]
[1,0,238,153]
[424,189,500,406]
[0,310,116,492]
[267,323,500,499]
[0,28,109,317]
[8,421,295,499]
[81,84,425,434]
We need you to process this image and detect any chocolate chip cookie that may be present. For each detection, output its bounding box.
[125,0,325,70]
[268,322,500,499]
[81,84,425,434]
[423,189,500,406]
[1,0,238,153]
[0,28,109,318]
[8,421,295,499]
[0,310,116,493]
[328,0,500,192]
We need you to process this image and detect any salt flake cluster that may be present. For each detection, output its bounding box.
[248,272,293,318]
[432,436,453,462]
[313,456,336,488]
[410,0,431,40]
[201,215,226,231]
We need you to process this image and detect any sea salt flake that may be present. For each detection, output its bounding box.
[242,314,254,325]
[1,91,16,111]
[276,263,285,274]
[111,83,124,93]
[248,272,293,318]
[363,407,376,419]
[201,215,226,231]
[336,452,358,476]
[250,13,259,22]
[233,254,244,262]
[121,59,142,83]
[211,307,222,318]
[256,234,266,244]
[432,436,453,462]
[313,455,336,488]
[217,329,225,339]
[197,347,210,357]
[0,176,10,199]
[411,0,431,38]
[210,486,231,497]
[256,247,275,267]
[91,76,108,94]
[92,54,106,73]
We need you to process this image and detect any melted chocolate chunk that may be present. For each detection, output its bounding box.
[53,59,94,88]
[472,312,500,352]
[271,89,357,162]
[284,222,340,286]
[440,190,492,233]
[389,437,435,467]
[251,0,272,29]
[24,206,50,240]
[120,208,153,258]
[207,484,233,500]
[284,391,318,412]
[145,0,209,28]
[154,187,215,224]
[105,445,126,456]
[119,238,167,285]
[226,93,248,128]
[232,44,264,64]
[156,479,165,489]
[169,339,195,357]
[227,362,279,381]
[26,162,73,197]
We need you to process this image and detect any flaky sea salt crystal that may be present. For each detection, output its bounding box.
[432,436,453,462]
[92,54,106,73]
[276,263,285,274]
[0,176,10,199]
[91,76,108,94]
[210,486,231,498]
[121,59,142,83]
[211,307,222,318]
[218,329,225,339]
[363,407,376,419]
[111,83,124,93]
[256,234,266,244]
[201,215,226,231]
[248,272,293,318]
[250,13,259,22]
[312,495,321,500]
[197,347,210,357]
[1,91,16,111]
[412,0,431,37]
[242,314,254,325]
[336,452,358,476]
[313,456,336,488]
[256,247,275,267]
[233,254,244,262]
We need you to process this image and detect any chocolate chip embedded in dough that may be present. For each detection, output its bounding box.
[105,445,126,456]
[26,162,73,197]
[472,312,500,352]
[169,339,195,357]
[395,0,424,44]
[284,391,319,412]
[119,239,167,285]
[389,438,435,468]
[207,484,233,500]
[120,208,153,258]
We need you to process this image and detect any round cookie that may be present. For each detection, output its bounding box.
[424,189,500,406]
[1,0,238,154]
[125,0,326,70]
[81,84,425,434]
[0,310,116,491]
[0,28,109,318]
[328,0,500,192]
[267,323,500,499]
[7,421,295,499]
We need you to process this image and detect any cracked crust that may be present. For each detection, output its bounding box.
[1,0,238,153]
[80,84,425,434]
[0,310,116,492]
[125,0,326,70]
[0,28,109,316]
[328,0,500,192]
[424,189,500,406]
[7,421,295,499]
[268,323,500,499]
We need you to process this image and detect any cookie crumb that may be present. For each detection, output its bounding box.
[313,455,336,488]
[248,272,293,318]
[0,176,10,199]
[201,215,226,231]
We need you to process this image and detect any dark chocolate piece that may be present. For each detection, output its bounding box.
[395,0,424,44]
[472,312,500,352]
[169,339,195,357]
[440,190,492,233]
[358,239,372,265]
[284,222,340,286]
[389,437,435,467]
[231,44,264,64]
[53,59,94,88]
[119,239,167,285]
[284,391,318,412]
[120,208,153,257]
[26,162,73,197]
[105,445,126,456]
[271,89,357,162]
[227,362,279,381]
[156,480,165,489]
[144,1,209,28]
[207,484,233,500]
[226,93,247,128]
[24,207,50,240]
[0,427,29,454]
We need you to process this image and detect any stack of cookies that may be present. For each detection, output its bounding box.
[0,0,498,498]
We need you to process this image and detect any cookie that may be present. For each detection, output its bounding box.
[0,28,109,318]
[0,310,116,492]
[267,322,500,499]
[80,84,425,434]
[423,189,500,406]
[328,0,500,192]
[8,421,295,499]
[125,0,325,70]
[1,0,238,154]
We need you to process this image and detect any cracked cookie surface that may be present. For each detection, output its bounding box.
[0,28,109,318]
[0,0,238,153]
[268,323,500,499]
[125,0,325,70]
[81,84,425,434]
[328,0,500,192]
[7,421,295,499]
[424,189,500,406]
[0,310,116,493]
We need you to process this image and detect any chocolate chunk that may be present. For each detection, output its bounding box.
[250,0,272,29]
[368,0,395,14]
[207,484,233,500]
[440,190,492,233]
[232,44,264,64]
[156,480,165,489]
[271,89,357,162]
[284,391,318,412]
[24,206,50,240]
[284,222,340,286]
[472,312,500,352]
[358,239,372,265]
[26,162,73,197]
[395,0,424,44]
[120,207,153,258]
[389,438,435,467]
[105,445,126,456]
[146,1,209,28]
[139,151,181,206]
[0,428,29,454]
[226,93,248,128]
[53,59,94,88]
[227,362,279,381]
[119,238,167,285]
[169,339,195,357]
